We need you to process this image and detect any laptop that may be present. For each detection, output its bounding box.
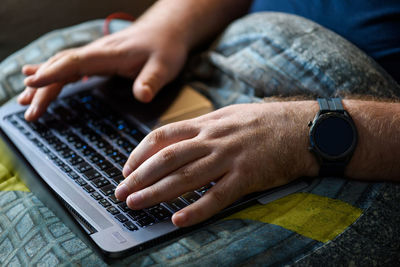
[0,76,311,258]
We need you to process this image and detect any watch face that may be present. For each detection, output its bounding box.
[312,114,356,158]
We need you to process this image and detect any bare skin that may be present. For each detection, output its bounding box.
[19,0,400,227]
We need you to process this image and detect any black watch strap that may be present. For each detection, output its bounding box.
[319,162,346,177]
[317,98,347,177]
[317,98,344,113]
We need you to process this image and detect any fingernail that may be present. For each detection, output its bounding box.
[17,90,28,102]
[172,212,187,226]
[122,165,132,177]
[24,76,34,86]
[25,105,37,120]
[115,183,129,200]
[139,85,153,103]
[127,191,143,207]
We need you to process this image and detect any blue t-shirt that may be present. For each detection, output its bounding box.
[250,0,400,83]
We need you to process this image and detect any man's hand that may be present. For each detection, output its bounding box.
[18,0,252,122]
[115,102,319,227]
[19,20,188,121]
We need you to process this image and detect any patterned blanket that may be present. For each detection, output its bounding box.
[0,15,399,266]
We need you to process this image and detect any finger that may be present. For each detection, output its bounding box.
[132,55,171,103]
[17,87,37,105]
[171,174,243,227]
[22,64,42,76]
[123,121,199,177]
[24,48,132,88]
[116,139,210,201]
[23,49,76,83]
[24,83,64,121]
[125,154,229,210]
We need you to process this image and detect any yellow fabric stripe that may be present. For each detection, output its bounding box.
[225,192,362,243]
[0,162,29,192]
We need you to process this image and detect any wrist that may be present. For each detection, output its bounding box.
[263,101,319,180]
[292,101,320,178]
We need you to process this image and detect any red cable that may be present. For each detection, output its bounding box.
[103,12,136,35]
[82,12,136,82]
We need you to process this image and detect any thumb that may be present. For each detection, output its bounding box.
[133,56,171,103]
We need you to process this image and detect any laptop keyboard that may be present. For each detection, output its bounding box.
[5,91,211,231]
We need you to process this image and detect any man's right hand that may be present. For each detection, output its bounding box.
[19,19,189,121]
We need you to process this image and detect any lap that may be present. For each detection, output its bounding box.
[0,14,399,266]
[186,12,400,108]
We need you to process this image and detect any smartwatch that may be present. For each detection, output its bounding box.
[308,98,358,177]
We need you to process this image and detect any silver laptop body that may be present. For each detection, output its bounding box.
[0,77,310,258]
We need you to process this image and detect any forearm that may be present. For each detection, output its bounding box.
[298,100,400,181]
[137,0,252,48]
[343,100,400,181]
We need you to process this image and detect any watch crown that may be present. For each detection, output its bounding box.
[308,121,313,127]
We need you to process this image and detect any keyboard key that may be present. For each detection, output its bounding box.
[96,160,113,171]
[103,146,117,155]
[115,214,128,223]
[46,136,60,145]
[110,152,126,164]
[83,185,95,193]
[109,195,122,204]
[53,143,68,152]
[39,146,50,154]
[90,192,103,201]
[60,165,72,173]
[68,171,80,180]
[118,202,130,212]
[136,215,156,227]
[68,155,84,165]
[74,162,92,173]
[111,175,125,185]
[129,128,146,142]
[181,192,201,204]
[196,184,213,196]
[165,198,187,212]
[93,140,108,149]
[83,169,101,180]
[98,124,118,139]
[73,140,88,149]
[147,205,172,221]
[31,138,43,148]
[81,146,95,156]
[106,206,120,215]
[66,133,80,143]
[60,148,75,158]
[91,177,110,188]
[53,158,64,167]
[99,184,116,196]
[127,210,147,220]
[104,167,120,178]
[99,199,111,208]
[87,153,104,164]
[47,152,58,160]
[75,178,87,186]
[123,221,138,231]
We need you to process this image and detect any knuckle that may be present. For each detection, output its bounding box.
[179,168,193,185]
[145,67,166,88]
[161,148,176,163]
[66,53,81,63]
[209,189,226,207]
[126,173,140,190]
[109,46,124,58]
[147,186,161,200]
[147,129,165,145]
